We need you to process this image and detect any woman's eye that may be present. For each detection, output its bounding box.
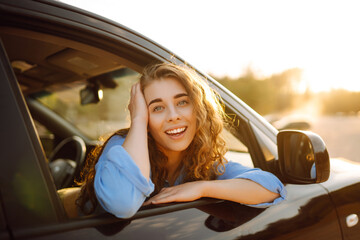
[178,100,188,106]
[153,106,164,112]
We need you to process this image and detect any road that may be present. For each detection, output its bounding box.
[309,115,360,163]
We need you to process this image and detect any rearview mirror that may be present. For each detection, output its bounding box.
[80,83,103,105]
[277,130,330,184]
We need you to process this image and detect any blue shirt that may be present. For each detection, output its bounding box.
[94,135,286,218]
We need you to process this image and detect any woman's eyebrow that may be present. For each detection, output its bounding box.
[148,98,162,107]
[148,93,188,107]
[174,93,188,99]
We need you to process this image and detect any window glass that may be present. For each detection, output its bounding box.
[223,120,252,167]
[34,120,55,158]
[251,122,277,161]
[222,128,248,153]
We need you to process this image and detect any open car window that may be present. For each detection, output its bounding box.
[31,69,253,173]
[33,72,247,150]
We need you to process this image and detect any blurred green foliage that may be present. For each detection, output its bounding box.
[215,68,304,115]
[319,90,360,115]
[214,68,360,116]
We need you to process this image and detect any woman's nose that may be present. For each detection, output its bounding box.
[167,106,181,122]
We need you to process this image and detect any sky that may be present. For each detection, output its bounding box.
[60,0,360,92]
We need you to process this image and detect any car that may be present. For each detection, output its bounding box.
[0,1,359,239]
[265,114,312,131]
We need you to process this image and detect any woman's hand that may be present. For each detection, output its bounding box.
[143,181,207,206]
[128,82,148,125]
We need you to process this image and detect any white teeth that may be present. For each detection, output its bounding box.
[166,127,186,135]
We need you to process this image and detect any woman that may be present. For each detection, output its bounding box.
[77,63,286,218]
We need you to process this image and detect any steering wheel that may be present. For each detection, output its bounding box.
[48,136,86,189]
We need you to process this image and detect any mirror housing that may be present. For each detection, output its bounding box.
[80,83,103,105]
[277,130,330,184]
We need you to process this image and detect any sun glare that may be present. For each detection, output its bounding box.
[303,64,360,93]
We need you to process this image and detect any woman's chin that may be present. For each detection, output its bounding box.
[158,142,191,154]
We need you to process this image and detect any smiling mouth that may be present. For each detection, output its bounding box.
[165,127,187,136]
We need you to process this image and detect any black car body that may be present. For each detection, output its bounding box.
[0,1,359,239]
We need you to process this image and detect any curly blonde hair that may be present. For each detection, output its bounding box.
[77,63,228,214]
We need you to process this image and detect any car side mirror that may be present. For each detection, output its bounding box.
[277,130,330,184]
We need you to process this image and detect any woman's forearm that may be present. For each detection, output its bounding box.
[122,120,150,180]
[123,82,150,180]
[143,178,280,206]
[202,179,280,205]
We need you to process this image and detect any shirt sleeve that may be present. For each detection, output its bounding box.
[217,161,286,208]
[94,135,154,218]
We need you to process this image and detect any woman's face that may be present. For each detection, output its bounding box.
[144,77,197,155]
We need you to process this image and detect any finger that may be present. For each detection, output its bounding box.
[128,84,138,109]
[131,83,138,97]
[129,86,134,104]
[135,82,141,92]
[159,187,169,193]
[143,191,169,205]
[151,194,177,204]
[142,199,152,206]
[143,196,158,206]
[151,191,178,203]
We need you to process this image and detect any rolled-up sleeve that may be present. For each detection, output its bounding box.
[94,136,154,218]
[217,161,286,207]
